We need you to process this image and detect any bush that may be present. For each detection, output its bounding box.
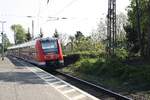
[65,51,150,87]
[115,48,128,60]
[77,58,98,74]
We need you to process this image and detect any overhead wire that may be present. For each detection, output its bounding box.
[52,0,100,21]
[54,0,79,16]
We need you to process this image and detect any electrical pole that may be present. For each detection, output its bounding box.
[32,20,34,39]
[107,0,116,56]
[0,21,6,60]
[40,27,43,38]
[27,16,34,39]
[14,27,16,44]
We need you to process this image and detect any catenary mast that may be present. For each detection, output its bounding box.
[107,0,116,56]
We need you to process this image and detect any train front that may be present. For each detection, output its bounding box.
[40,38,64,67]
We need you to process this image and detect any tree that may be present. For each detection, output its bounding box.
[64,31,105,54]
[74,31,85,50]
[3,34,11,51]
[124,24,139,55]
[53,29,59,38]
[69,36,75,52]
[75,31,84,40]
[11,24,26,44]
[125,0,150,58]
[90,18,108,53]
[26,28,32,41]
[116,13,128,49]
[116,13,127,40]
[94,19,107,42]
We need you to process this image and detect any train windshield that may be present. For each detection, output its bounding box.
[41,40,58,54]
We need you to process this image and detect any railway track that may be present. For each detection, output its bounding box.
[43,68,132,100]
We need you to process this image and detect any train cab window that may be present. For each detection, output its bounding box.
[41,40,58,54]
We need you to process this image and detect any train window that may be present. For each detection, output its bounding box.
[41,40,58,54]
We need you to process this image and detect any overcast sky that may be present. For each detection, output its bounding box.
[0,0,130,43]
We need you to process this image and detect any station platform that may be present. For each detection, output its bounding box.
[0,57,99,100]
[0,57,68,100]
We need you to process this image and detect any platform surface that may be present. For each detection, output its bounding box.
[0,57,68,100]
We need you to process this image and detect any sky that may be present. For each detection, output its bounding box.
[0,0,130,43]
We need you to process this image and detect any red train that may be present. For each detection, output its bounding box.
[7,38,64,67]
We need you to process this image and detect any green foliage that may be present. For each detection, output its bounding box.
[115,48,128,60]
[68,57,98,75]
[11,24,27,44]
[64,51,150,88]
[124,24,140,54]
[3,34,11,51]
[125,0,150,57]
[64,34,105,55]
[0,34,11,53]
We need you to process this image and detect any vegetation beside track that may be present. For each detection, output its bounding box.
[62,52,150,99]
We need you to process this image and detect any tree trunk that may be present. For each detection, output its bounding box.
[148,27,150,58]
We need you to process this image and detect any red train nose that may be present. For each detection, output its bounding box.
[44,54,58,60]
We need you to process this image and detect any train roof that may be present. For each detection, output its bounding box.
[8,37,57,50]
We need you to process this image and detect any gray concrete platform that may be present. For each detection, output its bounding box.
[0,57,68,100]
